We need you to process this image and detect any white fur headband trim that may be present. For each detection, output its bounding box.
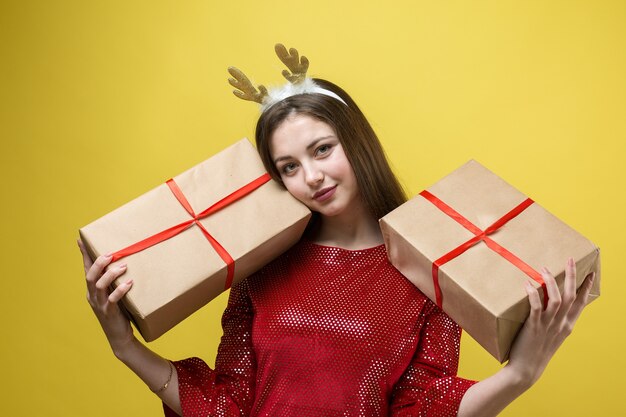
[261,78,347,112]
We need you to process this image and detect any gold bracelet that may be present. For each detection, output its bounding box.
[151,361,174,394]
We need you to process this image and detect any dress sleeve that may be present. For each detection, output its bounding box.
[163,278,256,417]
[390,301,477,417]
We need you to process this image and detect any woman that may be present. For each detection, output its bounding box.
[78,45,594,416]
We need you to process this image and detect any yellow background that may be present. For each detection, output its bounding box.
[1,1,624,416]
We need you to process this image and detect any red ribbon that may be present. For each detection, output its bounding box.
[419,190,546,308]
[111,173,271,290]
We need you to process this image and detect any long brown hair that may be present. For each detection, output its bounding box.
[255,78,407,220]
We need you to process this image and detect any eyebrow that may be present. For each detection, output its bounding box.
[273,135,336,164]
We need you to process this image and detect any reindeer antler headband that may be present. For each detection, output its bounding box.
[228,44,347,112]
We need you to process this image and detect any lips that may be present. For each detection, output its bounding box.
[313,185,337,202]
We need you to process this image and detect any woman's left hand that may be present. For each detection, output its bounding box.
[505,257,595,387]
[458,258,595,417]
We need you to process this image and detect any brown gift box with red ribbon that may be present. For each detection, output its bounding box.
[380,160,600,363]
[79,139,311,342]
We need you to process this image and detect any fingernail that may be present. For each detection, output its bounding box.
[126,280,133,286]
[541,266,548,274]
[104,253,113,259]
[568,257,574,267]
[120,263,127,269]
[590,272,596,282]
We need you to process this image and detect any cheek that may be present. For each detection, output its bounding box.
[331,152,356,179]
[281,177,306,201]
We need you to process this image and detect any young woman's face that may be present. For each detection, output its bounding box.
[269,113,360,218]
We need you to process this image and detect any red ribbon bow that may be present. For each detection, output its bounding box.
[419,190,547,308]
[110,173,271,290]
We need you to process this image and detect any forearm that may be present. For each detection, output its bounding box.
[79,246,184,415]
[114,336,182,416]
[457,365,530,417]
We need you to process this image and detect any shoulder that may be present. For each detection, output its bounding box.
[244,239,310,284]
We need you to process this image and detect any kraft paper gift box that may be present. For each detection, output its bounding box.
[380,160,600,363]
[80,139,311,342]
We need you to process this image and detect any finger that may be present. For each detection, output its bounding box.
[563,257,576,306]
[108,279,133,304]
[567,272,595,323]
[86,253,113,286]
[525,281,542,328]
[554,258,577,324]
[95,264,128,292]
[541,266,561,319]
[93,264,127,305]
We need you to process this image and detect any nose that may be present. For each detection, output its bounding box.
[304,164,324,186]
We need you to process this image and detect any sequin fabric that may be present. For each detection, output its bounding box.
[164,240,476,417]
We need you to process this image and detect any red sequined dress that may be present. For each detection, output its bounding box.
[164,240,476,417]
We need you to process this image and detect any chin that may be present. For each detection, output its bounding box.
[315,204,347,218]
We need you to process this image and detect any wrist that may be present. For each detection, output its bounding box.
[111,334,141,363]
[501,362,535,394]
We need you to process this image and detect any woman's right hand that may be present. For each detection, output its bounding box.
[79,239,135,356]
[79,240,181,413]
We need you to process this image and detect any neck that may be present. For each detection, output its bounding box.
[309,200,384,250]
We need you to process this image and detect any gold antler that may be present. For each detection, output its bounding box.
[227,67,268,104]
[275,43,309,84]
